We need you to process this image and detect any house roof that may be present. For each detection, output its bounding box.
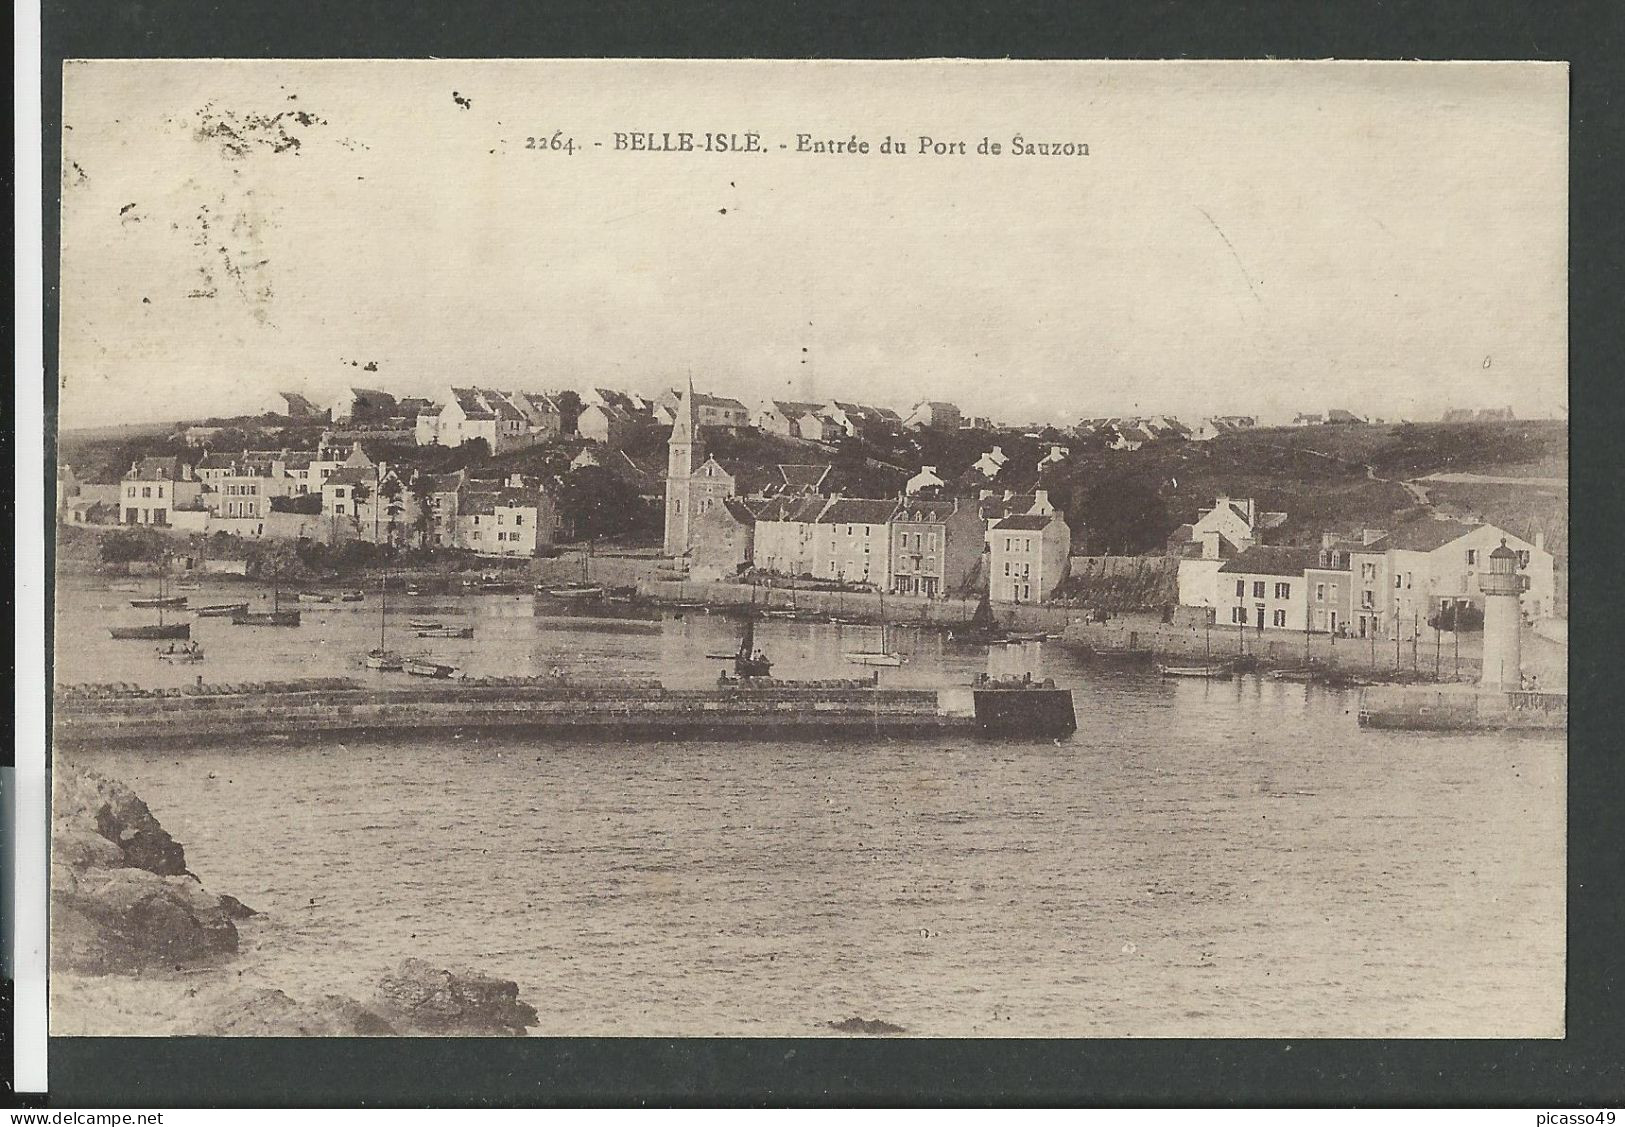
[324,467,376,488]
[776,464,831,492]
[992,513,1057,532]
[449,387,495,420]
[126,456,182,481]
[423,470,466,494]
[893,500,961,522]
[459,487,539,516]
[719,497,759,524]
[1361,518,1484,554]
[771,400,824,418]
[197,453,237,470]
[749,496,830,524]
[695,392,748,412]
[816,499,898,525]
[710,458,776,496]
[280,391,319,413]
[1218,546,1320,576]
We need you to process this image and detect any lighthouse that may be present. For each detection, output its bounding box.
[1478,538,1526,690]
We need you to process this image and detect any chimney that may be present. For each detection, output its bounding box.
[1534,530,1545,551]
[1033,488,1050,512]
[1321,531,1338,549]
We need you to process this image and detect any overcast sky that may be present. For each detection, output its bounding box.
[57,59,1567,429]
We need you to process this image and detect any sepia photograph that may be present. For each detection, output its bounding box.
[46,58,1567,1041]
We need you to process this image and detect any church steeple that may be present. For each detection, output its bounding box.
[664,377,703,557]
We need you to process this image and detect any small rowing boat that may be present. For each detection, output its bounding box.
[340,590,365,602]
[364,648,404,672]
[407,619,442,630]
[403,657,456,678]
[130,595,187,609]
[415,626,474,639]
[1157,662,1233,679]
[299,591,337,604]
[194,602,250,617]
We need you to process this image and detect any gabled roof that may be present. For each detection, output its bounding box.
[422,470,466,494]
[197,453,237,470]
[816,498,898,525]
[749,496,831,523]
[324,467,376,488]
[776,464,831,492]
[449,387,495,420]
[992,513,1058,532]
[771,400,824,418]
[1361,518,1484,554]
[126,456,182,481]
[695,392,748,412]
[1218,546,1320,576]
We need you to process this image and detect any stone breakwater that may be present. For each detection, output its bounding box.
[51,762,539,1036]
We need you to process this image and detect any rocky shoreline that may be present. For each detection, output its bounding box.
[52,763,538,1036]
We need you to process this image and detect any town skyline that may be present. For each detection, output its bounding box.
[57,60,1566,429]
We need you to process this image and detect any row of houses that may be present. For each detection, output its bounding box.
[1174,496,1556,638]
[688,492,1071,603]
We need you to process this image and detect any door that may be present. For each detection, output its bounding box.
[1255,605,1265,630]
[1329,611,1338,633]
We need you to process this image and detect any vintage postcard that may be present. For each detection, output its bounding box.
[49,59,1566,1039]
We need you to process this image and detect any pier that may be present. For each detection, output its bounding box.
[53,675,1078,746]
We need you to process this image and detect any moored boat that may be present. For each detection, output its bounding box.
[299,591,337,604]
[403,657,457,678]
[416,626,475,639]
[111,622,191,641]
[194,602,250,617]
[130,595,187,609]
[1157,662,1234,679]
[156,642,204,663]
[364,649,404,672]
[341,590,366,602]
[232,608,302,627]
[539,583,604,599]
[407,619,442,631]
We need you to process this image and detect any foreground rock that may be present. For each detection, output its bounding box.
[52,765,240,974]
[194,960,539,1037]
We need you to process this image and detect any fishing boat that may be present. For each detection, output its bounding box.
[844,587,906,666]
[232,564,301,627]
[416,626,474,639]
[341,589,366,602]
[709,607,772,678]
[110,562,191,640]
[1007,630,1053,644]
[407,618,442,631]
[156,641,204,664]
[194,602,250,617]
[1157,662,1234,679]
[541,583,605,599]
[949,592,1012,645]
[403,656,456,678]
[363,564,404,670]
[298,591,337,604]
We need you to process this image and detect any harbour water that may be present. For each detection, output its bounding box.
[52,577,1565,1037]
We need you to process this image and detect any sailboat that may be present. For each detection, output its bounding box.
[232,562,302,627]
[540,541,604,599]
[710,596,773,678]
[364,562,403,670]
[110,560,191,640]
[844,586,906,666]
[949,591,1011,645]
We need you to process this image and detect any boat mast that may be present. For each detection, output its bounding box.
[380,559,388,650]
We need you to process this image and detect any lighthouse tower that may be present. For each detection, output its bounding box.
[663,378,703,558]
[1478,538,1526,690]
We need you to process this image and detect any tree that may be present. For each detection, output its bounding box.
[408,471,434,548]
[378,475,405,547]
[1428,602,1484,632]
[350,479,373,538]
[554,391,583,435]
[1073,474,1173,555]
[556,465,641,541]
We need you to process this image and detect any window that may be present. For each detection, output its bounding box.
[1315,583,1326,602]
[1252,581,1265,599]
[515,514,524,526]
[142,487,152,498]
[1405,572,1412,589]
[1004,562,1011,576]
[1395,574,1403,588]
[1466,548,1478,566]
[1274,582,1291,599]
[1361,589,1374,608]
[498,514,505,524]
[1272,609,1287,627]
[1516,550,1530,568]
[1232,607,1245,624]
[1361,562,1376,581]
[1235,579,1245,597]
[157,485,165,498]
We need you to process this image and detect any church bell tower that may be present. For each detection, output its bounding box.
[664,378,703,558]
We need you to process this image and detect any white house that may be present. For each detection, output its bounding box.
[903,401,963,431]
[119,457,202,526]
[1350,518,1556,638]
[905,465,947,495]
[972,445,1009,479]
[1216,546,1319,631]
[987,512,1071,603]
[329,386,397,423]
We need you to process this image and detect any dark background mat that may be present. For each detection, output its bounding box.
[21,0,1625,1108]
